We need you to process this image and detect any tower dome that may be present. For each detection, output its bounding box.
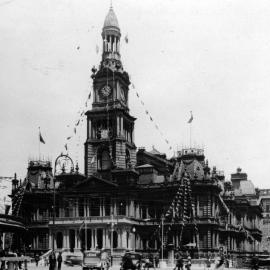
[103,7,120,31]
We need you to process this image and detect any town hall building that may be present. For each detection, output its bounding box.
[11,6,263,262]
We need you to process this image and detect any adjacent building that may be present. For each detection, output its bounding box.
[258,189,270,252]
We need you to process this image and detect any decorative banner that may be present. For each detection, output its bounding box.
[133,85,173,151]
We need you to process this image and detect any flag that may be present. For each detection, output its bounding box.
[39,132,45,144]
[90,155,96,164]
[188,111,193,123]
[79,221,85,233]
[124,34,129,43]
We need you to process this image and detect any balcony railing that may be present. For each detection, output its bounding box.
[48,215,159,226]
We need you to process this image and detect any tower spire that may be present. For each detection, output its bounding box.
[101,5,122,71]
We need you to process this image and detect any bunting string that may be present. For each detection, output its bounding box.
[62,84,92,153]
[131,83,173,151]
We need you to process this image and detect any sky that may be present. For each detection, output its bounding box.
[1,0,270,188]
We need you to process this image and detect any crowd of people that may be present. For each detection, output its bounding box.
[0,247,262,270]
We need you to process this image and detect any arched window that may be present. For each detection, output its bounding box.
[126,232,129,249]
[56,232,63,249]
[97,148,111,171]
[69,230,75,252]
[125,149,130,168]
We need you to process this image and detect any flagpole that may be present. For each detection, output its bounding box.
[190,122,192,149]
[85,214,87,250]
[38,127,41,161]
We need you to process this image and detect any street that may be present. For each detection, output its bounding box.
[27,263,249,270]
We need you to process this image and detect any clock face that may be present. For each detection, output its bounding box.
[100,85,111,97]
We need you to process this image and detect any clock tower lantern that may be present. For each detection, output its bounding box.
[85,6,136,178]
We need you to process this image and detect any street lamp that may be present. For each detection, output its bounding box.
[132,226,136,251]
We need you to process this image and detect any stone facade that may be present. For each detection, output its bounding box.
[11,6,263,262]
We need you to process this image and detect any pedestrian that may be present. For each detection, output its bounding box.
[57,252,62,270]
[149,254,155,270]
[174,251,184,270]
[122,253,136,270]
[154,255,159,269]
[49,251,56,270]
[185,256,191,270]
[35,253,39,267]
[215,256,225,270]
[251,255,259,270]
[0,248,5,270]
[17,250,22,269]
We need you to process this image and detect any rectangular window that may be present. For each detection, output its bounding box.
[198,196,208,217]
[38,232,49,250]
[79,198,84,217]
[90,198,100,216]
[104,198,111,216]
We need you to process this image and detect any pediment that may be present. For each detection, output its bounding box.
[73,175,118,191]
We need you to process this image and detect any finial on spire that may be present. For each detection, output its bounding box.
[110,0,113,9]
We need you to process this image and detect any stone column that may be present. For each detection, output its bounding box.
[88,120,92,139]
[197,196,200,216]
[102,229,106,248]
[122,230,127,249]
[100,199,102,216]
[93,229,96,249]
[117,230,121,248]
[67,230,70,249]
[77,230,81,250]
[49,233,52,249]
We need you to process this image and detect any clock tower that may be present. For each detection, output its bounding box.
[85,6,136,178]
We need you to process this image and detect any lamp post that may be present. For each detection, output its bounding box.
[110,214,117,266]
[52,159,57,251]
[52,154,74,251]
[161,215,164,263]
